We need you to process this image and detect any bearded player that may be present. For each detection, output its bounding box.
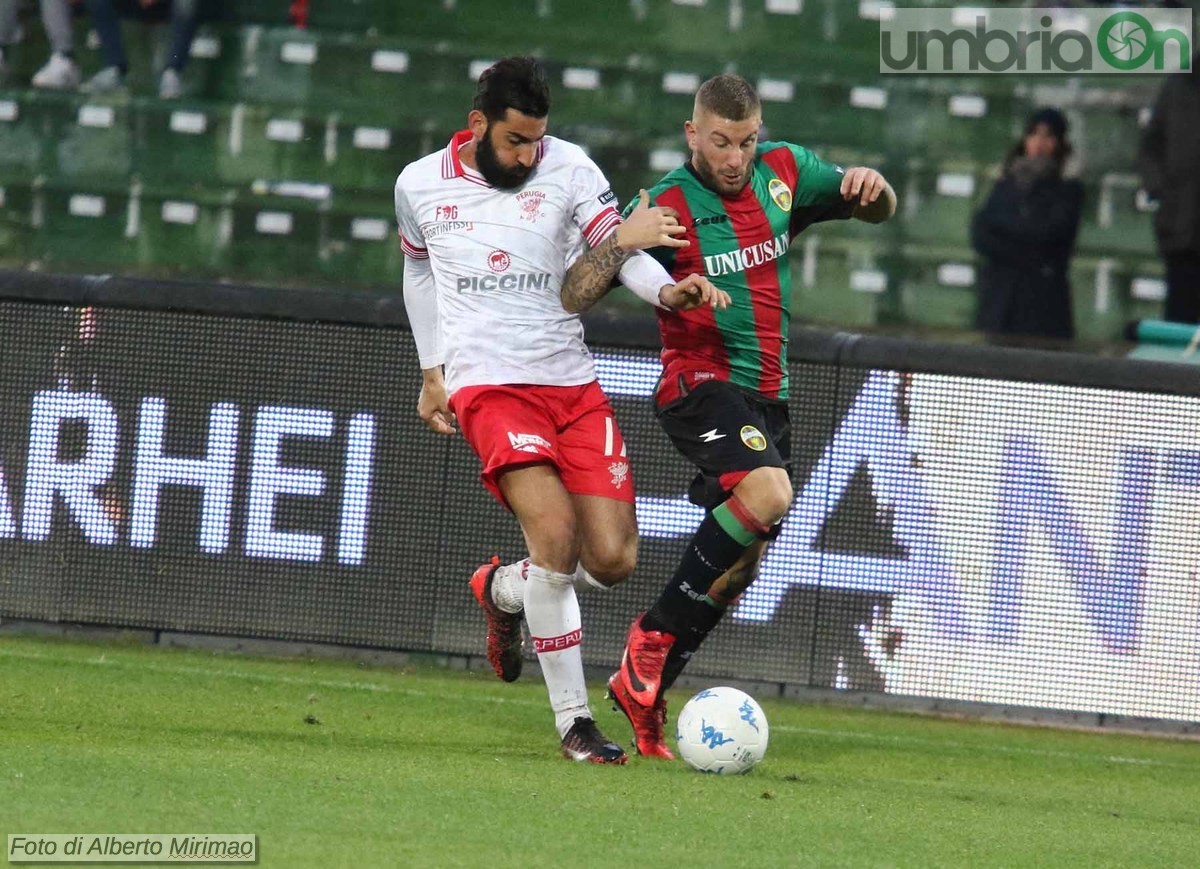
[395,57,726,764]
[599,73,896,758]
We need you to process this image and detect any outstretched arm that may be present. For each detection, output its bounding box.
[561,189,688,313]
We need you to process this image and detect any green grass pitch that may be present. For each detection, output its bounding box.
[2,633,1198,868]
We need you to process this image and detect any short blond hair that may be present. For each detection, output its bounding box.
[694,74,761,121]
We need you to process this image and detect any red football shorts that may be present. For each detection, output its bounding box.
[449,381,635,508]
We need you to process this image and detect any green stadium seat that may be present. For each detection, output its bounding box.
[327,122,424,193]
[791,237,888,328]
[37,181,138,268]
[227,193,323,282]
[0,90,65,177]
[898,161,983,247]
[1071,254,1164,342]
[54,97,133,181]
[214,104,327,185]
[897,247,977,329]
[316,199,402,287]
[1076,172,1157,258]
[131,100,226,186]
[0,179,34,261]
[174,26,239,104]
[133,186,233,277]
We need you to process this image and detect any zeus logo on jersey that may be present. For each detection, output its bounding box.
[456,272,554,293]
[702,232,790,278]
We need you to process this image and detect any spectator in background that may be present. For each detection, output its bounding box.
[0,0,81,89]
[83,0,200,98]
[1139,49,1200,324]
[971,108,1083,341]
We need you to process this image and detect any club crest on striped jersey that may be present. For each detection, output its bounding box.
[768,178,792,212]
[740,425,767,452]
[517,189,547,222]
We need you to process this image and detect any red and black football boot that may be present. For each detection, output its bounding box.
[468,556,524,682]
[607,671,675,759]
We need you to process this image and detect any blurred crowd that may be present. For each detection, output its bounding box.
[970,46,1199,337]
[0,0,213,98]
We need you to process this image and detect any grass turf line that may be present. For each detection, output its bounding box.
[1,634,1198,868]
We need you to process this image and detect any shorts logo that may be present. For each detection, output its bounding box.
[508,431,551,454]
[487,249,511,273]
[740,425,767,452]
[768,178,792,212]
[609,460,629,489]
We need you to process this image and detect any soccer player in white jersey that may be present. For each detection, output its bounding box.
[395,56,729,763]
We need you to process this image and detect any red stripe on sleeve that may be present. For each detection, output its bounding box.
[583,206,620,243]
[400,234,428,259]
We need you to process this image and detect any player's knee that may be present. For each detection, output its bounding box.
[585,536,637,587]
[525,513,580,574]
[739,467,793,525]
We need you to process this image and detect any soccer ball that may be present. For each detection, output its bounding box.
[675,686,769,774]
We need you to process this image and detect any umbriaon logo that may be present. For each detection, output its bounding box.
[880,8,1192,75]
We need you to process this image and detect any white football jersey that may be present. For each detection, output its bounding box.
[395,131,622,394]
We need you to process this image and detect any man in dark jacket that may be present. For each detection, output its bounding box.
[1140,50,1200,323]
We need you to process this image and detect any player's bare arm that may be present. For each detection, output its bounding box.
[560,189,688,313]
[842,167,897,224]
[417,366,457,436]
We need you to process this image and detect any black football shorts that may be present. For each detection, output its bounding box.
[656,379,791,509]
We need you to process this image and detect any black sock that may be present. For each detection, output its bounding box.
[642,498,761,638]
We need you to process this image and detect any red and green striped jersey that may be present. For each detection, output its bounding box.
[627,141,854,404]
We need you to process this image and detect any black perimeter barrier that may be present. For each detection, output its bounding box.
[1,270,1198,730]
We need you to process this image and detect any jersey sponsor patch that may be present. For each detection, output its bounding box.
[508,431,552,453]
[740,425,767,452]
[768,177,792,212]
[598,188,616,205]
[487,249,511,273]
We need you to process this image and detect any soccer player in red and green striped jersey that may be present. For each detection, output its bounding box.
[607,74,896,759]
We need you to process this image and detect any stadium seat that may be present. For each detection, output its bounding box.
[132,99,226,186]
[226,192,324,282]
[316,198,402,287]
[897,247,977,329]
[898,160,983,247]
[791,236,888,328]
[134,185,233,276]
[214,104,327,186]
[1076,173,1157,259]
[0,90,64,178]
[36,180,138,268]
[1070,254,1165,343]
[327,122,426,193]
[0,178,34,257]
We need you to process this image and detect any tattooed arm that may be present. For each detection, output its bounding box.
[561,189,689,314]
[561,233,635,314]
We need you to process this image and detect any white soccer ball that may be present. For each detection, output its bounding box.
[675,686,769,774]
